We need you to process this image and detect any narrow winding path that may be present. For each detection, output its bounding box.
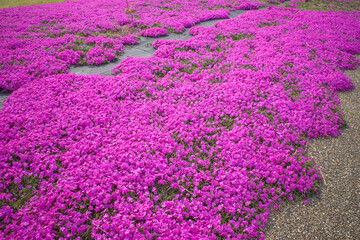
[69,9,250,76]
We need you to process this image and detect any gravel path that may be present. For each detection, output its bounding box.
[0,92,10,110]
[69,9,249,76]
[265,57,360,239]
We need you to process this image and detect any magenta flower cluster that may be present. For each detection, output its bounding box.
[139,28,169,37]
[0,0,264,91]
[1,5,359,239]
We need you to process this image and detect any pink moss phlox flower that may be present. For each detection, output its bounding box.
[140,28,169,37]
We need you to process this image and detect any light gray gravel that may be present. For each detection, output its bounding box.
[265,57,360,240]
[0,92,10,110]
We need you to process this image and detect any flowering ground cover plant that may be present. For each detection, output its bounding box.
[0,0,265,91]
[1,4,360,239]
[139,28,169,37]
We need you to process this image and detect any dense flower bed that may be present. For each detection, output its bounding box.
[0,0,264,91]
[1,6,359,239]
[140,28,169,37]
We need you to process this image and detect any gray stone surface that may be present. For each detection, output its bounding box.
[0,92,10,111]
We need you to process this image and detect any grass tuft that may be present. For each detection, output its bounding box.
[0,0,77,9]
